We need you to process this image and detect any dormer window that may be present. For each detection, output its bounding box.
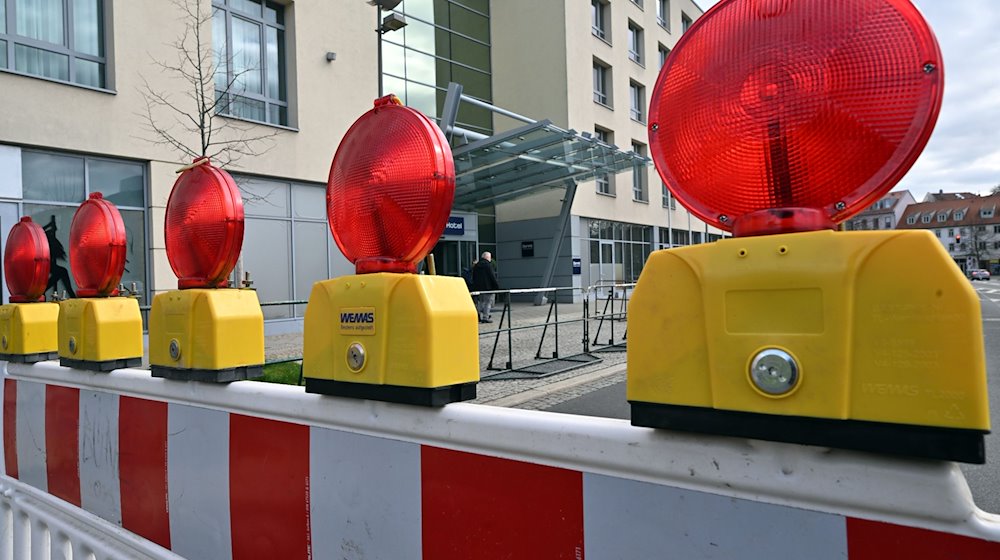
[955,211,964,220]
[906,215,917,225]
[937,212,947,222]
[921,215,931,224]
[982,207,995,219]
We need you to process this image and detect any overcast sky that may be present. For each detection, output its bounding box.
[691,0,1000,200]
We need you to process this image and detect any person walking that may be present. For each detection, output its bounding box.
[471,251,500,323]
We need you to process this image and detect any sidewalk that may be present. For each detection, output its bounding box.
[263,298,629,408]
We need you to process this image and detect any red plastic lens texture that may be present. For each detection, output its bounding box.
[69,193,127,297]
[165,159,244,289]
[4,217,50,303]
[649,0,943,235]
[328,95,455,274]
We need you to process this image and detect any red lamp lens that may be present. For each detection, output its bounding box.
[4,217,50,303]
[69,193,127,297]
[649,0,943,236]
[165,158,244,289]
[328,95,455,274]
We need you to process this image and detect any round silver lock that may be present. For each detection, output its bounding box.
[1,335,7,350]
[169,339,181,361]
[68,337,77,355]
[749,348,799,395]
[346,342,366,372]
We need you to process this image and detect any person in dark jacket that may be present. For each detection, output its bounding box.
[471,251,500,323]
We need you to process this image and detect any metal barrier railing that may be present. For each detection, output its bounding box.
[588,282,635,350]
[469,283,637,375]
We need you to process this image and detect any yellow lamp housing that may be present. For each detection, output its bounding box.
[303,273,479,406]
[148,288,264,382]
[58,297,143,371]
[627,229,990,463]
[0,302,59,363]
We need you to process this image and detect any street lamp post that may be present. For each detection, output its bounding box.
[369,0,407,97]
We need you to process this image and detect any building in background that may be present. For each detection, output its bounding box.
[382,0,723,295]
[897,193,1000,274]
[844,190,916,231]
[1,0,715,328]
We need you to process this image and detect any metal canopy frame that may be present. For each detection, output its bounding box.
[438,82,649,299]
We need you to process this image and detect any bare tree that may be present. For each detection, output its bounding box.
[137,0,281,168]
[961,222,999,270]
[991,183,1000,196]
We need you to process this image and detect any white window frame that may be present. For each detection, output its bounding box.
[657,0,670,30]
[0,0,111,89]
[629,81,645,122]
[593,59,611,106]
[628,21,643,65]
[213,0,290,127]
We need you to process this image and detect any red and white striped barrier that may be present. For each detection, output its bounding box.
[2,360,999,559]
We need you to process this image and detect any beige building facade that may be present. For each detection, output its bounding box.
[1,0,719,320]
[0,0,374,322]
[490,0,725,293]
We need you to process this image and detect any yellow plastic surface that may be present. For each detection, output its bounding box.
[148,289,264,370]
[58,298,143,362]
[0,303,59,355]
[303,273,479,388]
[627,229,990,430]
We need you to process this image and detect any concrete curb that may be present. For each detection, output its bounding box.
[479,362,628,408]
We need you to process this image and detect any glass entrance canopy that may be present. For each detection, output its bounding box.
[451,120,648,208]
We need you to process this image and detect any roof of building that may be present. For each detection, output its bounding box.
[922,191,980,203]
[898,194,1000,229]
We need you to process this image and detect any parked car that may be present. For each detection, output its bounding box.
[970,269,991,281]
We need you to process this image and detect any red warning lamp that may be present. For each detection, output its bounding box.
[4,217,49,303]
[165,158,244,288]
[649,0,943,237]
[69,193,127,297]
[327,95,455,274]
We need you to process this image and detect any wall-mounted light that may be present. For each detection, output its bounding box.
[326,52,337,62]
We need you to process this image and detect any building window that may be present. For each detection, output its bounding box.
[0,0,108,88]
[994,241,1000,250]
[21,150,147,301]
[681,12,693,32]
[587,219,652,284]
[632,141,647,202]
[921,215,931,224]
[594,127,614,195]
[658,44,670,69]
[239,177,337,319]
[661,182,676,209]
[948,228,954,236]
[982,207,995,218]
[627,21,643,65]
[629,80,645,122]
[934,229,940,237]
[593,59,611,106]
[949,243,955,252]
[955,211,964,220]
[906,215,917,224]
[657,0,670,30]
[213,0,289,126]
[937,212,947,222]
[884,216,891,228]
[630,0,644,9]
[591,0,609,40]
[672,229,690,246]
[993,225,1000,234]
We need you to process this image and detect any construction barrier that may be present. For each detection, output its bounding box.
[1,360,999,559]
